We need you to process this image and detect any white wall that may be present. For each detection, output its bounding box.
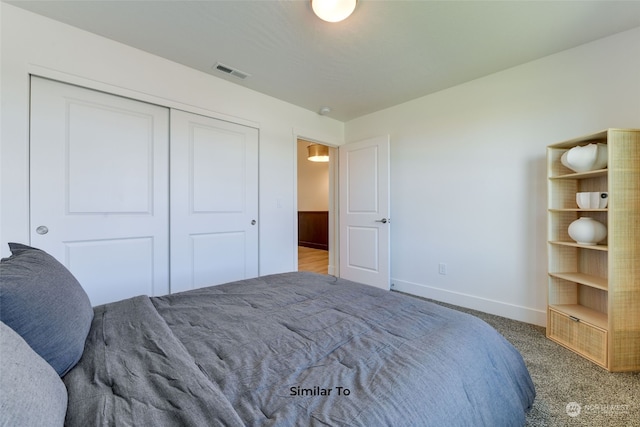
[0,3,344,274]
[346,27,640,326]
[297,140,330,212]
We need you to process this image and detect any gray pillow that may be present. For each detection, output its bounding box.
[0,321,68,426]
[0,243,93,376]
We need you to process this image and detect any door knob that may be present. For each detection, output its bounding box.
[375,218,389,224]
[251,220,257,225]
[36,225,49,235]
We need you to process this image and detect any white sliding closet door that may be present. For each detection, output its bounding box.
[30,77,170,306]
[170,110,259,293]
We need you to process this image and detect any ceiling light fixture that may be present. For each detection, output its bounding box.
[311,0,357,23]
[307,144,330,162]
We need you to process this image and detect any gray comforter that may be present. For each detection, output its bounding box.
[63,272,535,426]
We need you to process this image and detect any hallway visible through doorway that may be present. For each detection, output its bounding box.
[297,138,330,275]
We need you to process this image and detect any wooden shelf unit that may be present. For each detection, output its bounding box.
[546,128,640,372]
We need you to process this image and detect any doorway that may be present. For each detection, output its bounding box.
[295,134,390,287]
[297,139,332,275]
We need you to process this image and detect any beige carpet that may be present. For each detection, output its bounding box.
[397,293,640,426]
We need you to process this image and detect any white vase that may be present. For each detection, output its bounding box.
[568,217,607,245]
[560,143,608,173]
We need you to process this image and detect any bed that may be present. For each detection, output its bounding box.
[1,243,535,426]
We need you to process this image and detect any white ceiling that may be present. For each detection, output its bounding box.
[8,0,640,121]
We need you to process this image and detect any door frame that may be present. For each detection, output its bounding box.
[293,130,340,275]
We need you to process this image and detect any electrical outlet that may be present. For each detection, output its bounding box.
[438,263,447,275]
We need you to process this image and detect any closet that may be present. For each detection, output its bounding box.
[29,77,258,305]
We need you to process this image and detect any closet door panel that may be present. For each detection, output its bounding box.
[66,238,156,305]
[190,232,247,287]
[170,110,259,292]
[30,77,170,305]
[66,102,154,213]
[191,126,246,212]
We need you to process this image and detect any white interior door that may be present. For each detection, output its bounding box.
[30,76,170,306]
[339,135,391,290]
[170,110,259,293]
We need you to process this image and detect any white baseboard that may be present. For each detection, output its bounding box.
[391,278,547,327]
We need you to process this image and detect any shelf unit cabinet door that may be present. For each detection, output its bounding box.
[548,309,608,368]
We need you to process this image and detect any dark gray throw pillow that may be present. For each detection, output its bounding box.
[0,321,68,426]
[0,243,93,376]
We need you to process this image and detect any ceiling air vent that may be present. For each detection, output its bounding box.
[214,62,250,80]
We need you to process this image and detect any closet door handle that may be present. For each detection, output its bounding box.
[251,220,257,225]
[375,218,389,224]
[36,225,49,235]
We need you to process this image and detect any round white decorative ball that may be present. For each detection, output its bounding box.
[560,143,608,173]
[568,217,607,245]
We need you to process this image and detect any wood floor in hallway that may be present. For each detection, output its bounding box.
[298,246,328,275]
